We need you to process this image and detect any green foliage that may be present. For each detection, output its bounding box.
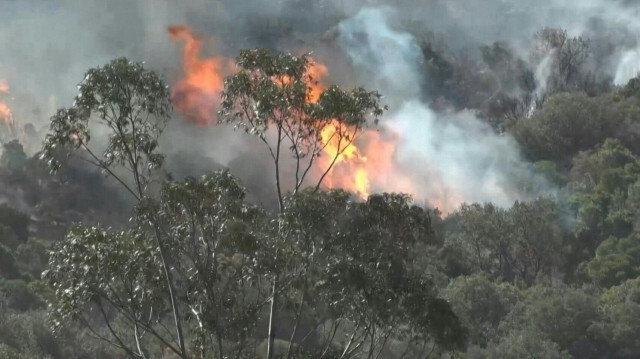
[500,285,605,358]
[618,75,640,100]
[0,140,27,171]
[0,244,21,279]
[0,307,118,359]
[588,235,640,287]
[281,190,466,355]
[570,139,640,188]
[0,279,45,312]
[15,238,49,278]
[219,49,385,206]
[444,275,519,347]
[514,93,618,163]
[596,277,640,357]
[143,170,271,357]
[41,57,171,198]
[0,344,20,359]
[0,311,62,359]
[0,225,21,251]
[0,203,30,244]
[443,199,564,284]
[43,172,467,358]
[568,140,640,270]
[534,160,567,186]
[23,38,640,358]
[469,329,572,359]
[43,224,167,353]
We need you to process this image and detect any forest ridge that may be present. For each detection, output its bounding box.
[1,1,640,358]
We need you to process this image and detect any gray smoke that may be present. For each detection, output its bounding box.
[2,0,640,210]
[337,8,551,212]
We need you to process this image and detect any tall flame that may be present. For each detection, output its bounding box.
[304,61,411,199]
[169,25,231,125]
[0,79,14,129]
[167,28,459,210]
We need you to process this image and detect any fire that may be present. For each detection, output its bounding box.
[318,120,370,197]
[306,60,434,204]
[167,28,453,210]
[168,25,231,125]
[301,61,373,197]
[306,61,328,103]
[0,79,14,128]
[305,61,412,199]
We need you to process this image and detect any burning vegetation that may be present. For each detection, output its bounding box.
[168,26,422,206]
[0,79,15,141]
[7,2,640,359]
[169,25,231,125]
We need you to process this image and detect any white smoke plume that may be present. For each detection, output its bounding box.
[615,48,640,85]
[2,0,640,210]
[337,8,550,211]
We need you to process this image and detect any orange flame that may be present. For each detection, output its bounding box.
[307,62,328,103]
[0,80,14,128]
[305,60,428,203]
[169,25,231,125]
[167,28,458,210]
[305,61,410,199]
[318,121,369,197]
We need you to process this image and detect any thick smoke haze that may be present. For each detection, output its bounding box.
[2,0,640,210]
[3,0,640,123]
[337,8,550,211]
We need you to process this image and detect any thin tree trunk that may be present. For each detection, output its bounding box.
[274,126,284,212]
[268,125,285,359]
[154,226,188,358]
[267,272,279,359]
[217,332,224,359]
[285,293,305,359]
[134,321,146,358]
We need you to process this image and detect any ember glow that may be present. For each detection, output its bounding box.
[0,79,14,128]
[169,25,231,125]
[167,28,454,210]
[302,61,374,198]
[305,61,415,200]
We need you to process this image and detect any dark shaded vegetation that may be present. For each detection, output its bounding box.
[3,6,640,359]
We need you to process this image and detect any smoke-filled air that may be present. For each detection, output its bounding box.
[2,0,640,358]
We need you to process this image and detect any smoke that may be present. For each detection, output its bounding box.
[337,8,551,211]
[1,0,640,212]
[534,52,556,100]
[1,0,640,125]
[615,48,640,85]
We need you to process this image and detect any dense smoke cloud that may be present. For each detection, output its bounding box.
[2,0,640,123]
[337,8,550,211]
[2,0,640,210]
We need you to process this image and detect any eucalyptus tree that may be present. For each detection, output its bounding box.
[141,170,273,358]
[278,190,466,358]
[41,57,170,200]
[218,48,385,210]
[218,49,385,359]
[41,53,462,359]
[41,57,189,358]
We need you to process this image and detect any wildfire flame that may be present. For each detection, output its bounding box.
[167,28,449,209]
[169,25,231,125]
[303,61,411,199]
[0,79,14,129]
